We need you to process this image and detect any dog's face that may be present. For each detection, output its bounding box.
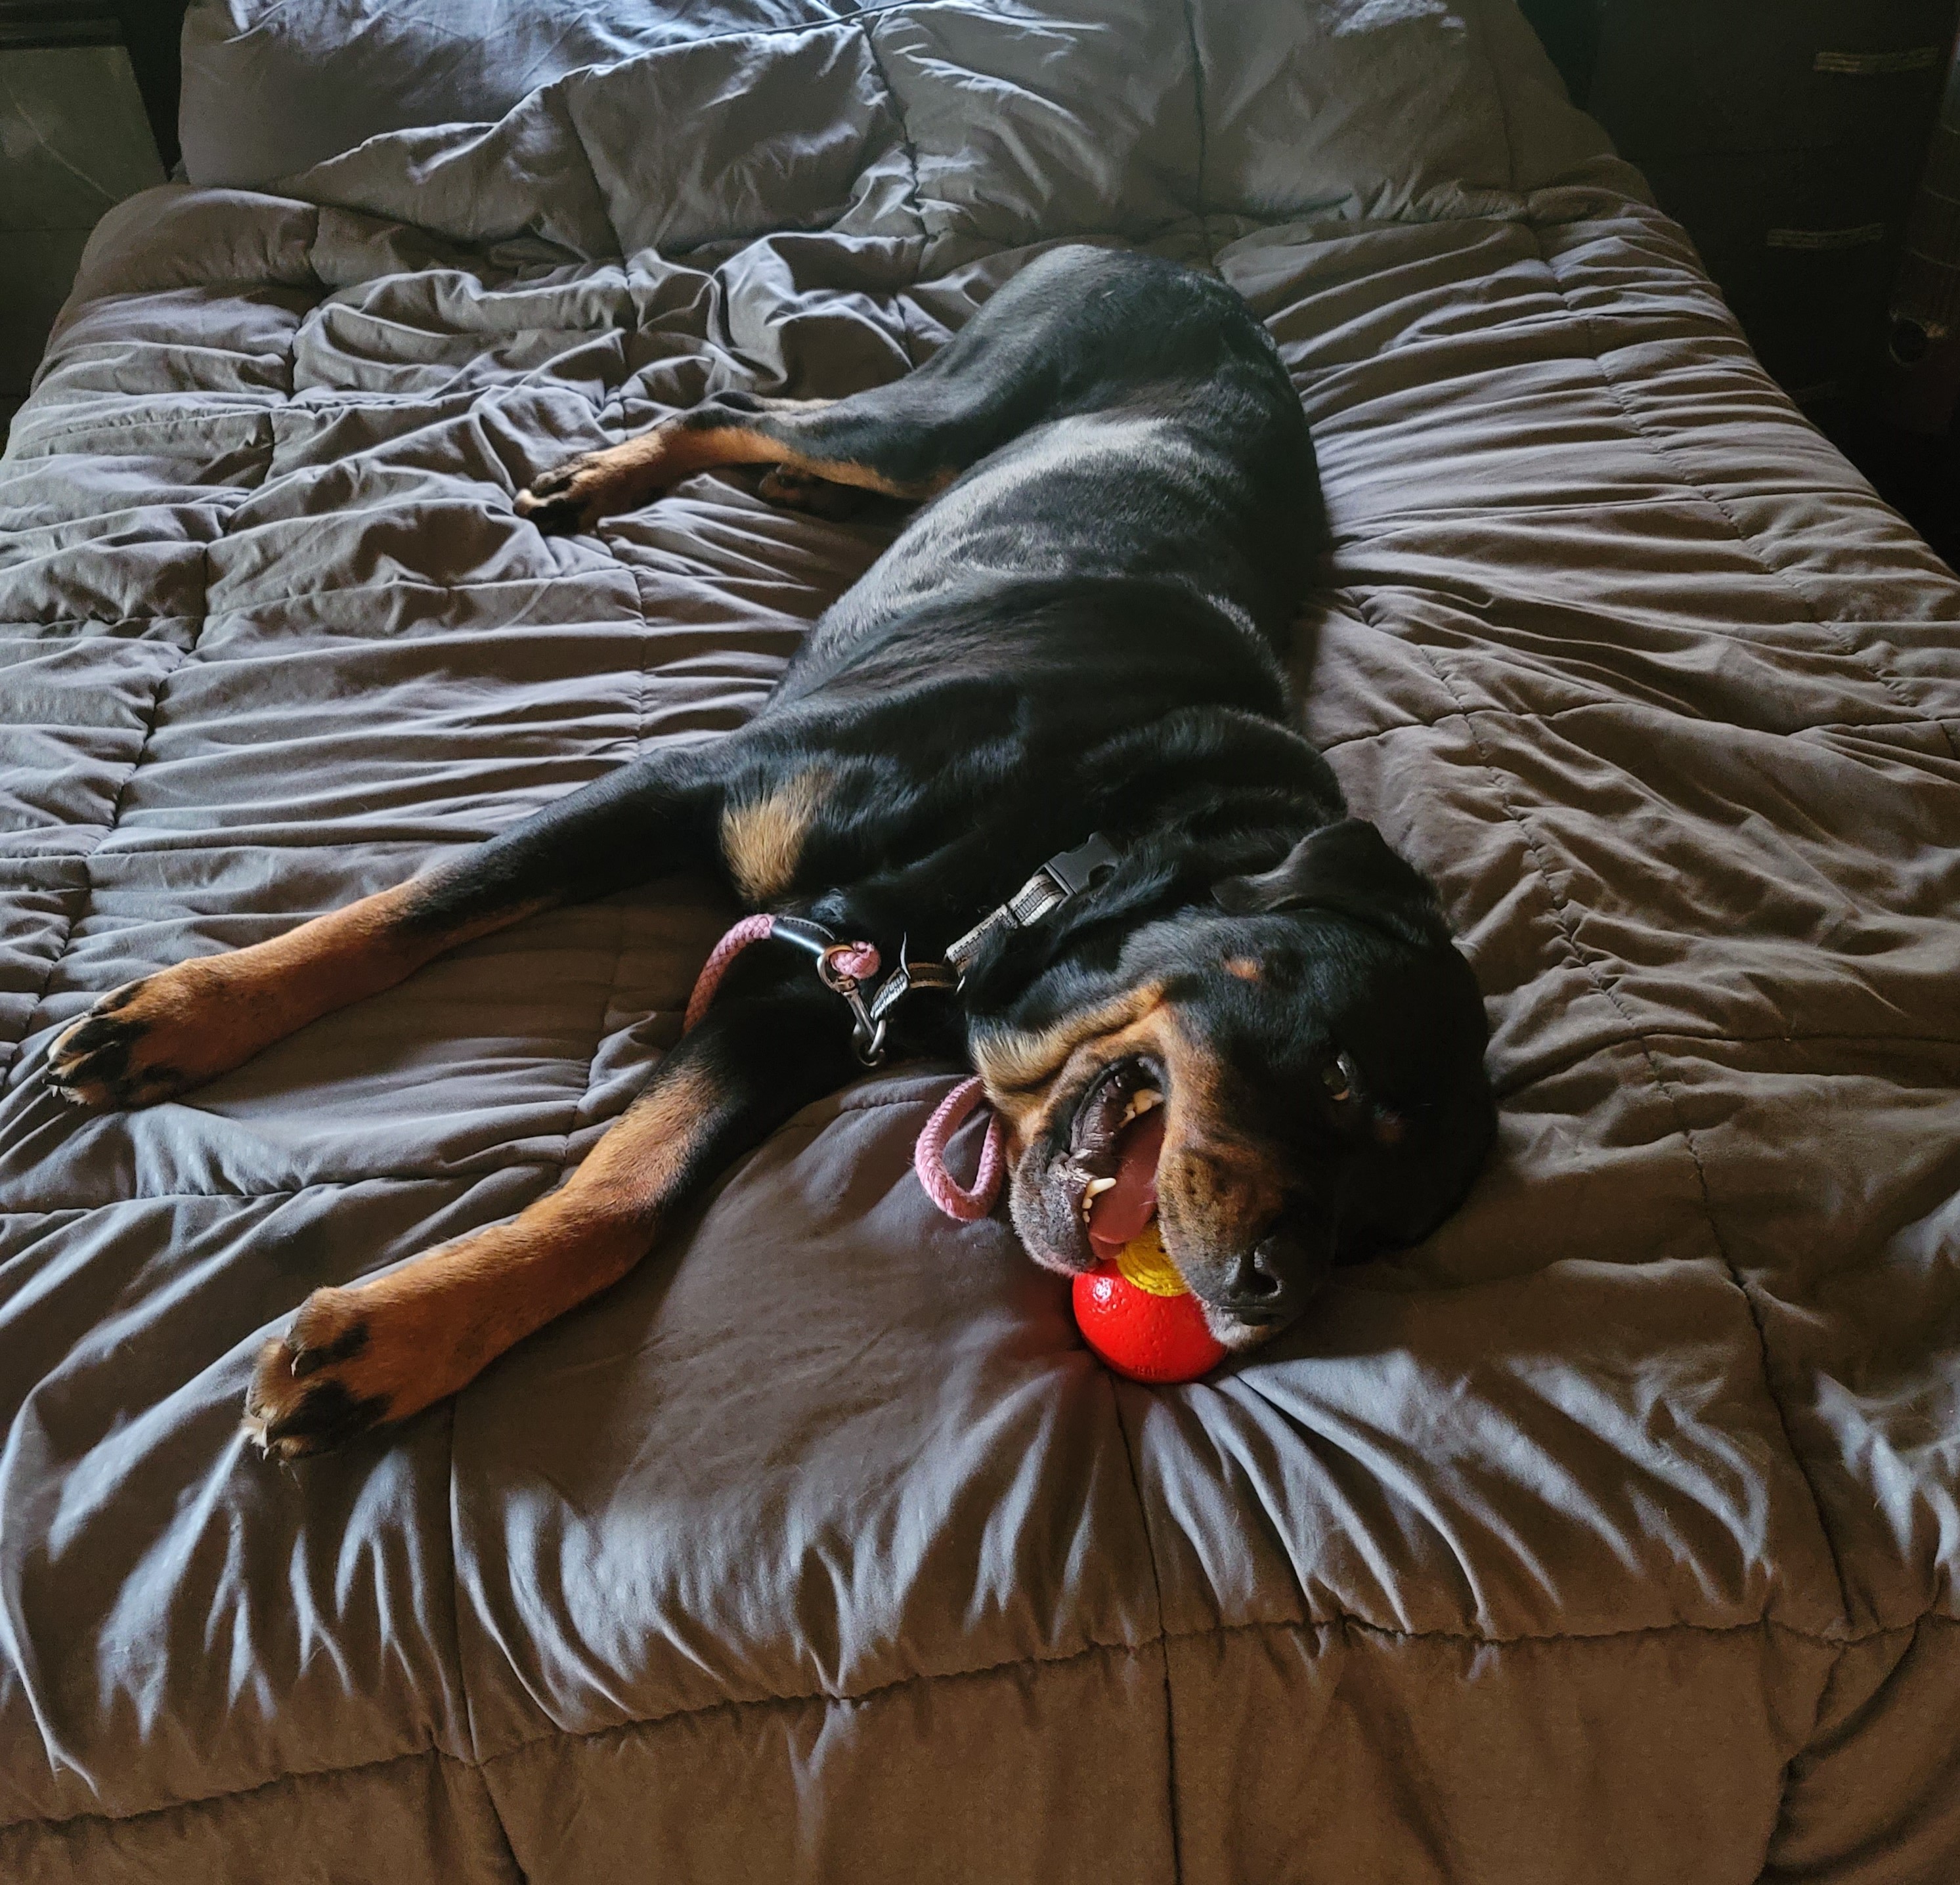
[972,821,1494,1351]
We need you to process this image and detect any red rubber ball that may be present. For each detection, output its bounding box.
[1072,1260,1228,1384]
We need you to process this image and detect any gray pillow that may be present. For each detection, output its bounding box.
[178,0,858,186]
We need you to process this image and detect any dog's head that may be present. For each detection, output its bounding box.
[972,820,1493,1351]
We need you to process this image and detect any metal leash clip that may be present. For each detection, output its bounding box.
[817,941,887,1067]
[764,917,886,1065]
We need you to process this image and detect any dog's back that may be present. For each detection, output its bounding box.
[786,246,1322,697]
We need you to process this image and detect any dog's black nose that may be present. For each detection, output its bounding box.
[1219,1242,1292,1317]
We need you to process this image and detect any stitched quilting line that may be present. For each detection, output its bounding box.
[1504,210,1945,1636]
[0,1086,955,1215]
[0,688,1946,869]
[1402,629,1866,1850]
[4,402,290,1068]
[1762,1607,1936,1871]
[1525,219,1960,768]
[1391,613,1858,1644]
[435,504,666,1775]
[15,1611,1942,1838]
[435,1398,489,1787]
[5,1016,1959,1217]
[1,1171,564,1214]
[1309,706,1960,757]
[464,1604,1887,1775]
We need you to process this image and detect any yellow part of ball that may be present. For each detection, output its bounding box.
[1115,1221,1187,1297]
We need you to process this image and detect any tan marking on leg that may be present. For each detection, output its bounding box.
[49,878,547,1110]
[517,421,953,532]
[243,1062,716,1457]
[658,425,951,500]
[720,768,829,904]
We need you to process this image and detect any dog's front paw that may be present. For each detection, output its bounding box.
[242,1286,416,1461]
[49,962,252,1110]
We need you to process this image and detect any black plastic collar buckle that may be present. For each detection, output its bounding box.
[1043,832,1120,897]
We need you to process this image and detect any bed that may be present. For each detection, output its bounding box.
[3,2,1957,1879]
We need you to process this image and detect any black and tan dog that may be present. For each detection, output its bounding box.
[48,246,1494,1459]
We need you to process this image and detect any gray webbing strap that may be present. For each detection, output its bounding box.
[942,833,1118,982]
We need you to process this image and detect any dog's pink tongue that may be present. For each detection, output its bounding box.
[1087,1107,1165,1258]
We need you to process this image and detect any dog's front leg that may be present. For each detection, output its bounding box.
[242,986,857,1460]
[48,748,724,1111]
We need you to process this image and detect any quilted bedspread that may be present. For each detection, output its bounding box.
[3,3,1958,1880]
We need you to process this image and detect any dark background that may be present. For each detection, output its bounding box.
[1519,0,1960,566]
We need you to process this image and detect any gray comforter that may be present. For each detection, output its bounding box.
[3,3,1957,1879]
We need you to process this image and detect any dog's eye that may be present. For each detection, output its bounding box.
[1320,1051,1361,1104]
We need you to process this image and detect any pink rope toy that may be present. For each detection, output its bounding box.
[684,916,1005,1220]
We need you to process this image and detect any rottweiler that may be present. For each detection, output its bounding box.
[47,246,1495,1460]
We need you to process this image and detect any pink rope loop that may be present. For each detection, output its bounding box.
[826,942,881,983]
[914,1075,1005,1221]
[684,913,776,1033]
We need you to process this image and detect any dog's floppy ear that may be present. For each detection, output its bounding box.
[1213,819,1451,950]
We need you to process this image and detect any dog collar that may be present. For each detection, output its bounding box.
[854,831,1117,1057]
[940,832,1120,982]
[691,834,1121,1068]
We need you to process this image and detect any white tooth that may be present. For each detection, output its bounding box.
[1083,1177,1116,1198]
[1131,1089,1163,1115]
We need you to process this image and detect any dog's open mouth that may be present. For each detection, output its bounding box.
[1065,1056,1167,1261]
[1056,1054,1279,1351]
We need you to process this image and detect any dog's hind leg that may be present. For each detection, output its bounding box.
[517,246,1264,534]
[240,982,857,1458]
[515,388,959,536]
[47,749,725,1110]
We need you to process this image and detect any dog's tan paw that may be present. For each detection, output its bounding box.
[515,451,608,535]
[242,1286,416,1461]
[517,439,670,536]
[49,961,256,1110]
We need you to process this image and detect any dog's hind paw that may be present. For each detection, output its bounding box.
[757,465,871,519]
[515,451,611,536]
[518,435,678,536]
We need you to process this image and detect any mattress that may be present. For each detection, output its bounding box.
[2,2,1957,1879]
